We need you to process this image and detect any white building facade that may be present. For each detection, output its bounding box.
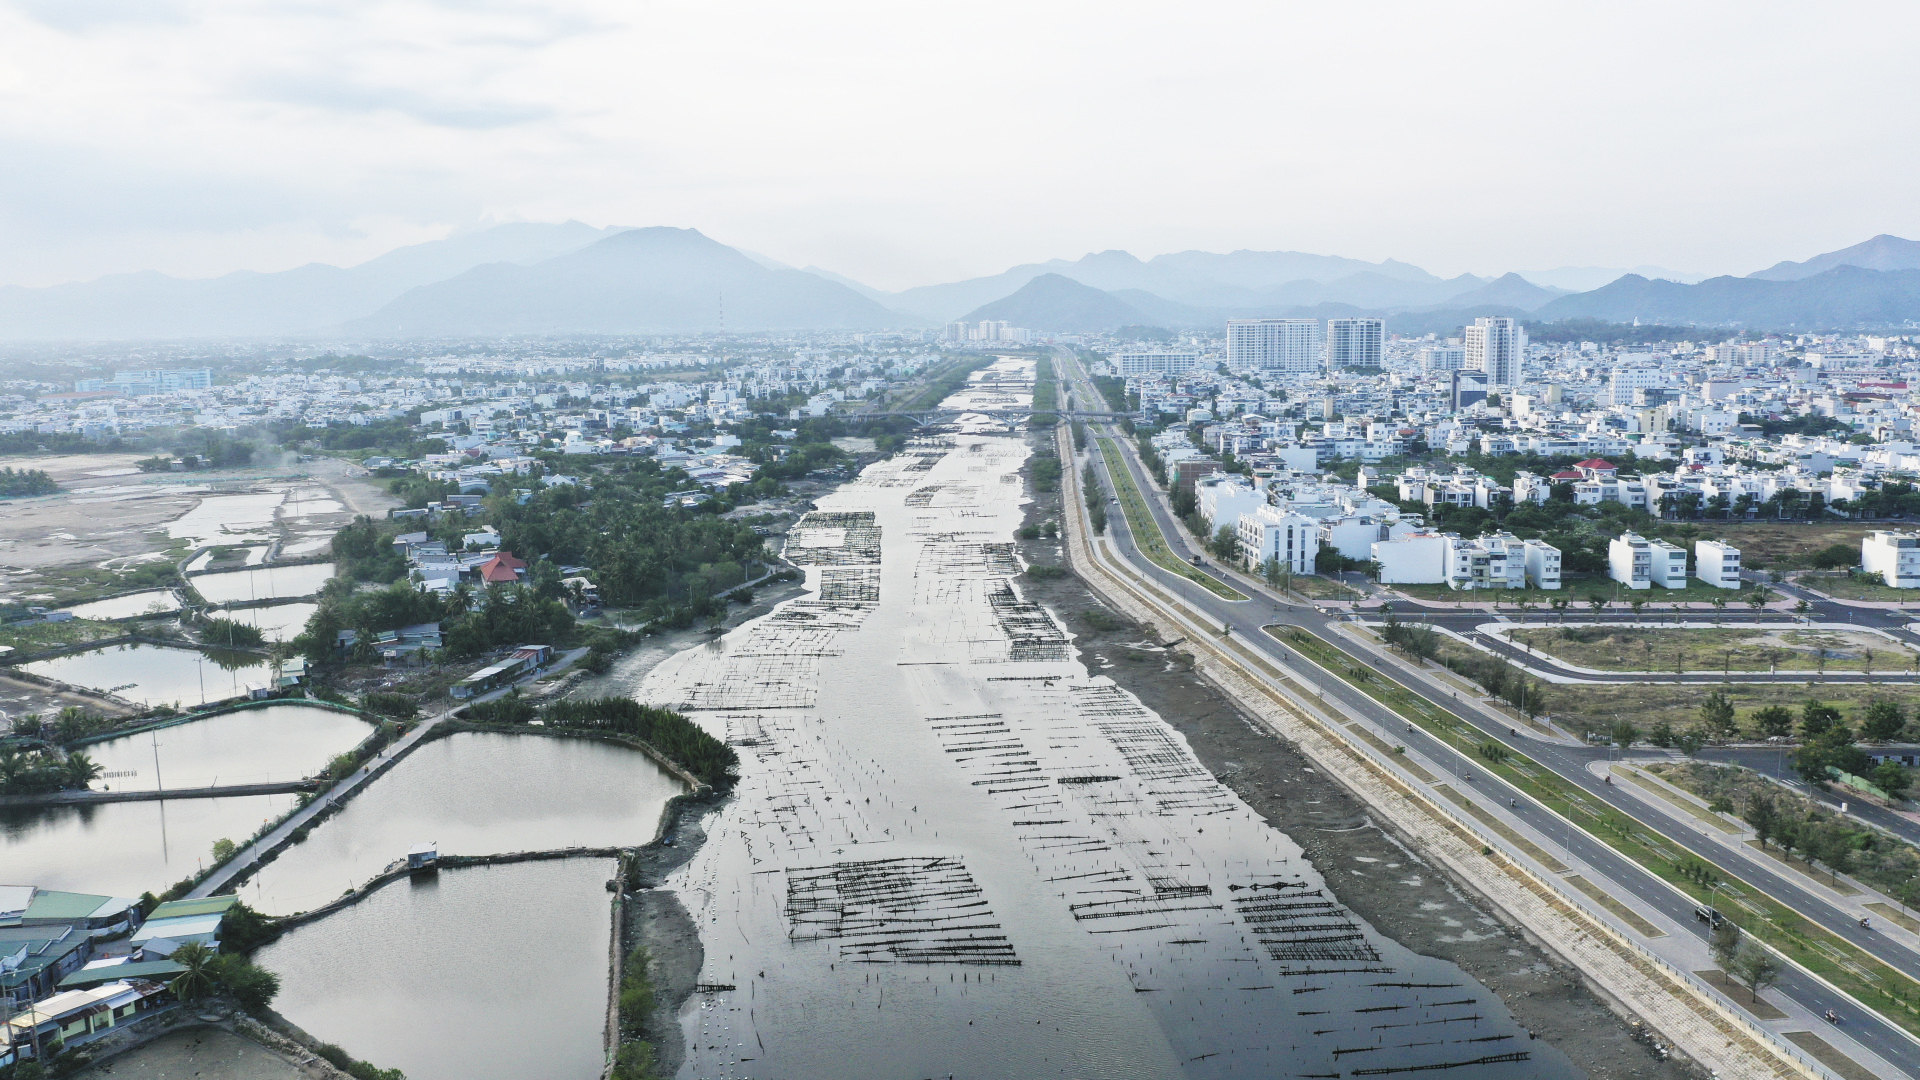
[1238,506,1321,574]
[1862,531,1920,588]
[1463,317,1525,388]
[1694,540,1742,589]
[1609,532,1688,590]
[1325,318,1384,371]
[1227,319,1320,373]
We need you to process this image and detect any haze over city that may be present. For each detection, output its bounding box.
[4,1,1919,290]
[10,5,1920,1080]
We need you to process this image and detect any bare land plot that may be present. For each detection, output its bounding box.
[75,1027,316,1080]
[1508,625,1919,674]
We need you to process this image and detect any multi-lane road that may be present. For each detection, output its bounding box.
[1050,345,1920,1077]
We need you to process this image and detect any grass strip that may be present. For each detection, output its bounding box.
[1271,624,1920,1038]
[1432,783,1570,873]
[1619,766,1743,833]
[1093,437,1246,602]
[1866,903,1920,934]
[1782,1030,1885,1080]
[1695,969,1787,1018]
[1562,873,1667,937]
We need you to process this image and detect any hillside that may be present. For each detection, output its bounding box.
[959,274,1150,332]
[0,222,623,340]
[1533,266,1920,329]
[349,227,915,335]
[1749,234,1920,281]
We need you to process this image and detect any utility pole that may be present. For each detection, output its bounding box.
[151,731,164,794]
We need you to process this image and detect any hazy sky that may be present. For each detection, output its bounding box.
[3,1,1917,290]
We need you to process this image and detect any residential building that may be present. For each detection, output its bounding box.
[1420,345,1466,373]
[1227,319,1319,373]
[1443,532,1526,590]
[1372,532,1450,584]
[1194,474,1266,533]
[1862,530,1920,588]
[1237,506,1320,574]
[1451,369,1488,411]
[1325,318,1384,371]
[1114,351,1200,377]
[1694,540,1742,589]
[1521,538,1562,589]
[1609,532,1687,590]
[1463,317,1524,388]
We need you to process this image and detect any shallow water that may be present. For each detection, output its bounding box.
[23,643,273,707]
[258,858,614,1080]
[189,562,335,604]
[222,601,318,642]
[59,589,180,620]
[82,704,374,791]
[0,794,293,897]
[167,491,285,545]
[635,358,1577,1079]
[241,732,684,915]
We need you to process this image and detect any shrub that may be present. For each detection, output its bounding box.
[537,698,737,788]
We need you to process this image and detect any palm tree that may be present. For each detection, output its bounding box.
[169,941,216,1002]
[1550,597,1569,623]
[1711,596,1727,622]
[61,751,102,790]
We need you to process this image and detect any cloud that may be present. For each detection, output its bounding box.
[246,72,554,130]
[7,0,190,32]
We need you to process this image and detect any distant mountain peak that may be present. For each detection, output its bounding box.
[1749,234,1920,281]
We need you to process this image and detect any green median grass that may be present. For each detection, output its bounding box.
[1093,437,1246,602]
[1272,624,1920,1037]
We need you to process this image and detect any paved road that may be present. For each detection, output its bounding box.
[1055,347,1920,1076]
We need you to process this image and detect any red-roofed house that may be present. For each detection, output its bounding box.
[1548,469,1585,482]
[475,551,527,584]
[1572,458,1617,479]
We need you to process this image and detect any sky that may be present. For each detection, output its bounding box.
[2,0,1917,291]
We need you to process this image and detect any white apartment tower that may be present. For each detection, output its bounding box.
[1227,319,1320,373]
[1325,318,1384,371]
[1463,317,1525,388]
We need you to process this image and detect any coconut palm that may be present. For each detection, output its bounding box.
[61,751,102,790]
[169,941,216,1002]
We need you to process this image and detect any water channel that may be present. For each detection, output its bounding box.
[82,704,374,791]
[258,858,615,1080]
[241,731,683,916]
[630,358,1577,1079]
[22,643,274,707]
[221,601,318,643]
[189,562,336,604]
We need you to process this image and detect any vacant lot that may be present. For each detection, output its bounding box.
[1713,521,1880,569]
[1544,678,1920,739]
[1797,571,1920,602]
[76,1028,316,1080]
[1508,625,1918,674]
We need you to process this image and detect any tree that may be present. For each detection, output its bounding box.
[1726,941,1779,1004]
[1743,793,1777,848]
[1628,596,1646,620]
[1793,598,1812,620]
[209,953,281,1011]
[1862,700,1906,742]
[1872,761,1911,801]
[1791,742,1834,785]
[1587,594,1608,616]
[169,941,217,1002]
[1751,705,1794,739]
[1805,821,1855,884]
[1676,727,1707,758]
[1611,719,1638,753]
[1698,691,1737,739]
[1649,720,1675,748]
[1210,524,1240,562]
[1746,588,1770,612]
[1710,919,1743,971]
[60,751,102,790]
[1710,595,1727,620]
[1262,555,1283,589]
[1549,597,1569,622]
[1801,700,1842,739]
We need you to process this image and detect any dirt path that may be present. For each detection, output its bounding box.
[1014,432,1700,1080]
[75,1027,317,1080]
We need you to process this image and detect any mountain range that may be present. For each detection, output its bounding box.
[2,227,1919,340]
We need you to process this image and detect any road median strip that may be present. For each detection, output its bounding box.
[1092,436,1246,602]
[1619,765,1743,834]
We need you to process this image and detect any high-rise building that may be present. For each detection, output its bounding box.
[1462,317,1524,388]
[1419,345,1465,373]
[1226,319,1319,372]
[1113,351,1200,376]
[1325,318,1384,371]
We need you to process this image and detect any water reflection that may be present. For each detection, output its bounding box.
[0,794,293,897]
[59,590,180,620]
[243,732,682,915]
[189,562,335,604]
[83,704,374,791]
[22,643,273,707]
[259,859,613,1080]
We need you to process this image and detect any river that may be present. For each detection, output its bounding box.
[632,357,1578,1079]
